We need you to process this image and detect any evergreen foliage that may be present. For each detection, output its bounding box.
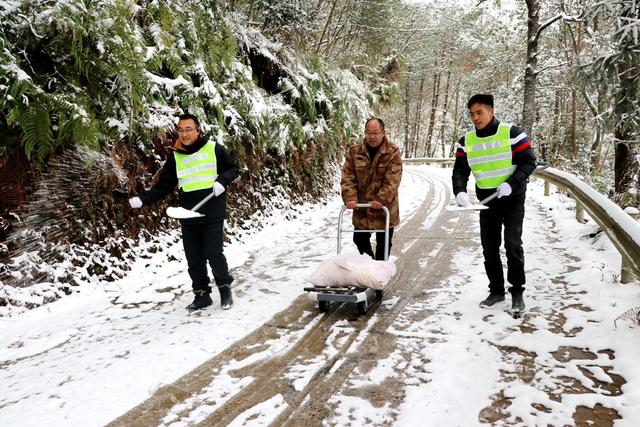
[578,1,640,136]
[0,1,377,308]
[576,0,640,201]
[0,0,371,169]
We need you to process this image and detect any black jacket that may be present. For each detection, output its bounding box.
[452,118,536,201]
[139,136,239,224]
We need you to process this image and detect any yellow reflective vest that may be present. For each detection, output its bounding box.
[174,142,218,192]
[464,123,516,189]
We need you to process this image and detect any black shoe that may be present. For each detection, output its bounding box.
[479,293,505,307]
[511,293,525,312]
[186,291,212,312]
[218,284,233,310]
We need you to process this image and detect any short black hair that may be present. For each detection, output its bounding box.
[365,117,385,130]
[178,113,200,128]
[467,94,494,109]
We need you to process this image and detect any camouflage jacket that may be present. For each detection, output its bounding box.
[340,139,402,229]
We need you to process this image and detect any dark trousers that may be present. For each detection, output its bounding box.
[479,198,526,296]
[182,220,233,293]
[353,228,394,261]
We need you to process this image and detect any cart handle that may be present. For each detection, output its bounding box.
[337,203,390,261]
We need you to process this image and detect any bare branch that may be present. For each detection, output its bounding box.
[535,8,587,42]
[16,14,44,39]
[535,14,564,41]
[581,85,599,118]
[534,61,571,76]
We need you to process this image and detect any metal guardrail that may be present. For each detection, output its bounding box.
[533,167,640,283]
[402,158,640,283]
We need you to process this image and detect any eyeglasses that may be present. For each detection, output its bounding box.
[365,131,383,136]
[177,127,198,134]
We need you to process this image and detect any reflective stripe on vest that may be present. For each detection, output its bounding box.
[464,123,515,189]
[174,142,218,192]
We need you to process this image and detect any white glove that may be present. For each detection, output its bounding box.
[213,182,225,196]
[455,192,470,207]
[128,197,143,209]
[496,182,512,198]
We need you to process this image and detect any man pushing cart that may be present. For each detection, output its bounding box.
[304,203,395,314]
[340,117,403,261]
[303,117,402,315]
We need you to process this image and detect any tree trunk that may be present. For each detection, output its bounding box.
[437,68,452,158]
[614,131,631,194]
[571,88,577,160]
[404,72,411,157]
[613,60,638,195]
[410,74,424,157]
[247,0,256,21]
[522,0,540,135]
[424,68,441,157]
[448,79,461,157]
[547,89,560,161]
[341,24,360,57]
[316,0,339,55]
[322,0,353,57]
[584,86,606,174]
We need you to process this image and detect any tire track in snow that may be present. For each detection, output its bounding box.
[108,167,452,426]
[276,168,478,425]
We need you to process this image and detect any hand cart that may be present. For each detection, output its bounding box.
[304,203,390,315]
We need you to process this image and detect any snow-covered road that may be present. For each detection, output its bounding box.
[1,165,639,426]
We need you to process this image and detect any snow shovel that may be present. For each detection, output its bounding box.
[446,164,549,213]
[166,190,217,219]
[446,191,499,212]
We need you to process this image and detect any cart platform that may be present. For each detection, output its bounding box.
[304,203,390,315]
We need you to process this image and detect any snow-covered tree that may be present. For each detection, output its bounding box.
[578,0,640,203]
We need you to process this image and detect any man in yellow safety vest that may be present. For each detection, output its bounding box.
[452,94,536,313]
[129,113,239,312]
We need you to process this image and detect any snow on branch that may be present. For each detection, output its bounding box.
[534,60,571,76]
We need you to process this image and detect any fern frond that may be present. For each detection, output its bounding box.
[8,100,54,166]
[164,52,187,78]
[146,49,162,73]
[148,23,165,48]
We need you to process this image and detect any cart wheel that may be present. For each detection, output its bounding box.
[376,290,383,300]
[356,300,368,315]
[319,300,330,312]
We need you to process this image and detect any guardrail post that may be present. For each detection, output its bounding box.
[621,207,640,284]
[576,202,586,224]
[544,181,550,196]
